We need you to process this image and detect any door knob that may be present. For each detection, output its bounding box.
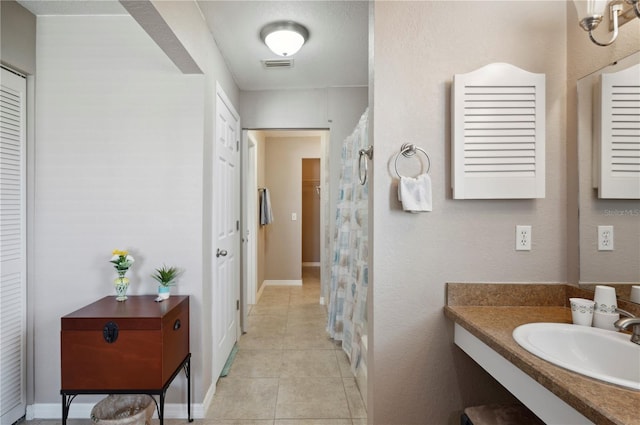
[216,249,228,257]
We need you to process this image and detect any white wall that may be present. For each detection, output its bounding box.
[370,2,568,423]
[33,15,205,407]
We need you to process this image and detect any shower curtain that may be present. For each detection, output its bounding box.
[327,109,369,375]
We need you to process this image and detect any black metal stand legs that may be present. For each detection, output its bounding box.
[61,354,192,425]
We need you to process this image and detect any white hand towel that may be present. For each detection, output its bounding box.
[398,173,432,212]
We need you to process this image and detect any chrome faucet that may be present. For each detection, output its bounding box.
[614,308,640,345]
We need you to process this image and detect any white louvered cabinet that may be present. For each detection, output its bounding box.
[452,63,545,199]
[0,67,27,425]
[595,63,640,199]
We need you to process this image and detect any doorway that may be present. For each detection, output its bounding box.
[302,158,321,267]
[242,130,328,307]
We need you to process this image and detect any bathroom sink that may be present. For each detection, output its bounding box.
[512,322,640,391]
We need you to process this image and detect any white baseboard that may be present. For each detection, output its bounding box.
[302,262,320,267]
[256,281,266,303]
[264,279,302,286]
[28,402,206,420]
[201,382,216,414]
[356,334,368,410]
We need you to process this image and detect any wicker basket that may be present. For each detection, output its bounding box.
[90,395,155,425]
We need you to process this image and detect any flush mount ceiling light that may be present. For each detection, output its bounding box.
[573,0,639,46]
[260,21,309,57]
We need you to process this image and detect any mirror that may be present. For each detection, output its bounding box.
[577,51,640,303]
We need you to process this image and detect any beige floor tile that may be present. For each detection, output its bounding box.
[275,377,350,419]
[259,290,291,302]
[350,419,368,425]
[286,319,326,334]
[287,304,327,318]
[249,304,289,316]
[288,295,322,306]
[200,421,274,425]
[228,349,283,377]
[258,293,291,306]
[245,316,287,336]
[280,350,341,378]
[237,333,285,350]
[283,330,336,350]
[343,378,367,418]
[335,350,353,377]
[274,420,352,425]
[207,378,278,420]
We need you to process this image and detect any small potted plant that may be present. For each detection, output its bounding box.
[151,265,180,300]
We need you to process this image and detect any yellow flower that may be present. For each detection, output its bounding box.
[112,249,128,256]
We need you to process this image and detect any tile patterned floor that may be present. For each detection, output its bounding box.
[24,268,366,425]
[205,267,367,425]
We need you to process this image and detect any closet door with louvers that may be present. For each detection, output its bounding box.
[0,67,27,425]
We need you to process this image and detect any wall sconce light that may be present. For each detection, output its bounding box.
[573,0,640,46]
[260,21,309,57]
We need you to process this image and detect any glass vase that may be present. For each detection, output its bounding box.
[114,273,130,301]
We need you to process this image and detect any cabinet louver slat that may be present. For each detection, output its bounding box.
[452,63,545,199]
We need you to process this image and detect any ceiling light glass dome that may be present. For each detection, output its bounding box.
[260,21,309,57]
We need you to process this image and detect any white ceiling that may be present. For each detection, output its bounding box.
[16,0,369,92]
[197,1,369,91]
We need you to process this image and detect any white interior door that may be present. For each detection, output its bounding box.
[0,67,27,425]
[213,83,240,380]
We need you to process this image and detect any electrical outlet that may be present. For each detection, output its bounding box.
[598,225,614,251]
[516,225,532,251]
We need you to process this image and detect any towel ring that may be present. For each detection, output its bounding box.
[394,143,430,178]
[358,145,373,185]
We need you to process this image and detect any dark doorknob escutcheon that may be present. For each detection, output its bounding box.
[216,249,228,257]
[103,321,119,343]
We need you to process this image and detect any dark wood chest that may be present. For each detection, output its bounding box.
[60,295,189,391]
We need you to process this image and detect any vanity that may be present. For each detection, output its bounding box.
[445,283,640,425]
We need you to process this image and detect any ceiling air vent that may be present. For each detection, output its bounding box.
[262,59,294,69]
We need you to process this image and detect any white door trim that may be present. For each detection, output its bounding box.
[240,130,258,332]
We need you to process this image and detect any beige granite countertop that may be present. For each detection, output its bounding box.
[444,284,640,425]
